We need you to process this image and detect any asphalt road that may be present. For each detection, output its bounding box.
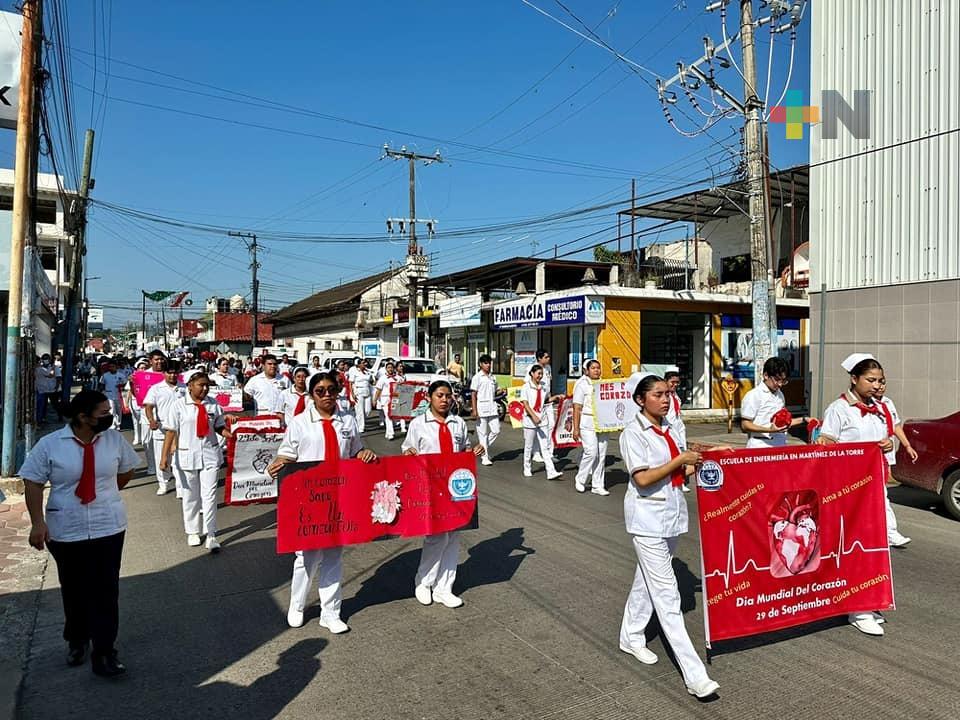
[14,421,960,720]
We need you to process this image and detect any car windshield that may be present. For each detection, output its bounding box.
[399,360,437,374]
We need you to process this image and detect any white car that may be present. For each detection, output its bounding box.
[369,356,444,385]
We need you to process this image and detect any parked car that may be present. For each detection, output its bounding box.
[370,357,444,385]
[892,411,960,521]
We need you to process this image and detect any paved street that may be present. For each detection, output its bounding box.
[10,422,960,720]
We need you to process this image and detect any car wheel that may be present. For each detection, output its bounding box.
[942,469,960,521]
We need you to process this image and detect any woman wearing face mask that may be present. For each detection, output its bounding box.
[618,374,719,699]
[20,391,141,677]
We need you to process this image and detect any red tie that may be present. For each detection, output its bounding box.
[534,387,542,412]
[854,401,879,418]
[672,394,681,417]
[437,420,454,454]
[648,424,685,487]
[877,401,894,436]
[294,393,306,416]
[195,403,209,438]
[73,438,97,504]
[321,418,341,462]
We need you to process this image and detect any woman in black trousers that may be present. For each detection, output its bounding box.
[21,390,141,677]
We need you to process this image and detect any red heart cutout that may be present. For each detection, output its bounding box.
[772,408,793,428]
[509,401,525,422]
[769,490,821,576]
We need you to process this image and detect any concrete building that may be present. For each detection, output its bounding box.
[808,0,960,419]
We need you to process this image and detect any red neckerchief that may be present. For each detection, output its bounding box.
[437,419,454,454]
[877,399,895,436]
[647,422,684,487]
[194,402,209,438]
[842,392,880,418]
[73,436,98,504]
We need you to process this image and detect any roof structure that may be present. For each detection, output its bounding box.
[269,268,400,324]
[619,165,809,223]
[424,257,615,293]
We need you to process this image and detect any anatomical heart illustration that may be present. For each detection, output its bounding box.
[768,490,821,578]
[251,449,274,475]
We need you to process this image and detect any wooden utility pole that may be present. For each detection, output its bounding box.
[229,232,259,352]
[383,146,442,356]
[2,0,41,476]
[740,0,774,383]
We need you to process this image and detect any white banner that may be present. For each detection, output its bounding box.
[592,378,637,433]
[552,396,580,448]
[231,415,283,432]
[212,387,243,413]
[388,381,430,420]
[0,11,22,130]
[225,430,285,504]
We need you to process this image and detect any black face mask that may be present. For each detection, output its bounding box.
[91,415,114,434]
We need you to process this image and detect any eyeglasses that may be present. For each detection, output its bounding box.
[313,387,338,397]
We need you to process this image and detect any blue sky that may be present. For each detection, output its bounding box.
[2,0,810,327]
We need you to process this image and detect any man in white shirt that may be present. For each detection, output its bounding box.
[209,357,237,389]
[470,354,500,466]
[243,354,289,416]
[740,357,807,448]
[99,360,124,430]
[309,355,323,376]
[143,361,185,495]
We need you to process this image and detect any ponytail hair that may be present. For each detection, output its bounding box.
[62,390,108,420]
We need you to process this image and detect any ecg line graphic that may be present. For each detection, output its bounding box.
[704,515,889,589]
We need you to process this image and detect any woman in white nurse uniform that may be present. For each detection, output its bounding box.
[572,359,609,495]
[520,364,562,480]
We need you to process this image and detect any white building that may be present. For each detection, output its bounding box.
[809,0,960,419]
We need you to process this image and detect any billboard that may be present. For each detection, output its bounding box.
[0,11,22,130]
[87,307,104,329]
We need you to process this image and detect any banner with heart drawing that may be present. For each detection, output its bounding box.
[696,442,894,646]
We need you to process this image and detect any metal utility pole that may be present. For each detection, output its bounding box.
[2,0,41,476]
[739,0,773,383]
[229,232,259,352]
[383,145,442,356]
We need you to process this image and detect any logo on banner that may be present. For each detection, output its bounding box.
[448,468,477,501]
[697,460,724,490]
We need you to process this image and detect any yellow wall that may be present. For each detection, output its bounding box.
[597,297,640,378]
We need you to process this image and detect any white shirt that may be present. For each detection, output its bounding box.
[101,371,123,399]
[278,361,293,377]
[820,392,888,445]
[470,370,498,417]
[308,364,323,377]
[539,363,553,396]
[348,367,372,397]
[35,365,57,393]
[164,396,225,470]
[244,373,288,414]
[374,374,398,409]
[878,395,900,465]
[19,426,141,542]
[619,414,688,538]
[520,380,550,429]
[280,387,311,427]
[740,383,787,448]
[665,391,687,450]
[401,413,471,454]
[209,371,237,389]
[572,376,595,417]
[277,406,362,462]
[143,381,184,440]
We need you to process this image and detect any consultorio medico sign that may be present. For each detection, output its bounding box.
[492,294,605,329]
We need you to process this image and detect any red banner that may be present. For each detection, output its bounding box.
[277,452,479,553]
[696,443,894,645]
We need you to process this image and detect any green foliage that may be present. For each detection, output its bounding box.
[593,246,627,264]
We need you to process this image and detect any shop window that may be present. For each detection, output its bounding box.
[490,329,513,375]
[720,253,751,283]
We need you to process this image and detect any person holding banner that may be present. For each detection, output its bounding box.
[280,366,311,427]
[521,365,563,481]
[143,361,185,497]
[402,380,484,608]
[572,359,609,496]
[531,349,556,464]
[471,354,499,467]
[617,373,720,699]
[372,362,400,440]
[818,353,902,636]
[740,357,809,449]
[243,355,289,417]
[267,372,378,634]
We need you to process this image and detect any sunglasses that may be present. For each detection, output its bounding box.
[312,387,338,397]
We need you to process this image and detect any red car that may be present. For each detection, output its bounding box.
[893,411,960,521]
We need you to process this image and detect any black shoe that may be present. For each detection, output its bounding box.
[91,651,126,678]
[66,642,87,667]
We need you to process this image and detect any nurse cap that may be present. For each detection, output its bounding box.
[841,352,876,373]
[665,365,680,374]
[625,371,657,396]
[182,368,206,384]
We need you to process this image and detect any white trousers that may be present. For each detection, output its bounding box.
[620,535,709,687]
[130,405,143,445]
[416,532,459,595]
[381,408,395,439]
[575,420,608,490]
[523,427,558,475]
[355,395,371,432]
[107,394,122,429]
[884,485,899,539]
[540,404,556,457]
[181,466,219,537]
[152,436,173,490]
[142,418,156,473]
[476,415,500,455]
[289,548,344,621]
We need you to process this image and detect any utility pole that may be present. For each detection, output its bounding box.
[630,178,636,267]
[739,0,773,382]
[383,145,442,356]
[2,0,41,476]
[229,232,259,352]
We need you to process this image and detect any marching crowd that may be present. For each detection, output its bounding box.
[18,346,914,698]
